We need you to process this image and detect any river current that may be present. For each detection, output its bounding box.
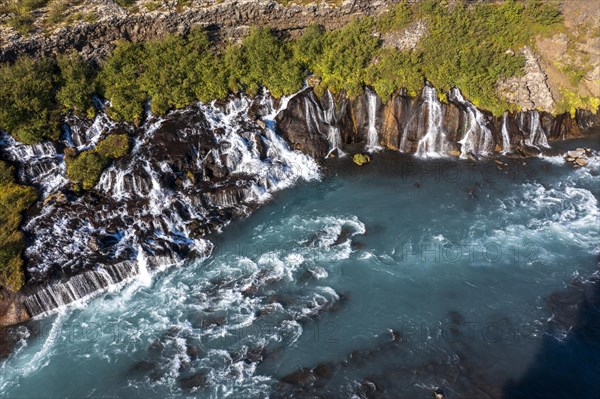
[1,135,599,398]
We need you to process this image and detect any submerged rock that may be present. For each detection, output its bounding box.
[179,372,208,391]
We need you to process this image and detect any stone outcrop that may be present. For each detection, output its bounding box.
[0,290,30,327]
[382,20,427,51]
[497,46,555,113]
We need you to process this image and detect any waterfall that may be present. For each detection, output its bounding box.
[365,89,382,153]
[0,133,68,196]
[525,110,550,148]
[19,90,321,317]
[23,256,177,317]
[451,88,495,158]
[501,113,511,154]
[64,112,115,151]
[416,86,448,157]
[324,90,345,157]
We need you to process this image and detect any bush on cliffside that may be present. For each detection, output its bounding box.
[0,0,584,136]
[312,18,380,97]
[0,161,37,292]
[0,57,61,144]
[56,53,97,118]
[66,133,130,190]
[0,54,97,144]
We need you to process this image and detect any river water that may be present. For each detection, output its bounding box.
[1,136,599,398]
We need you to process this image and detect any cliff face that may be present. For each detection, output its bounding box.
[276,86,599,159]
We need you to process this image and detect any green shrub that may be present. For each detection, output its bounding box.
[231,27,304,97]
[95,134,130,159]
[114,0,136,7]
[0,161,37,292]
[377,1,412,33]
[98,41,148,122]
[312,17,380,97]
[66,151,109,190]
[57,53,96,116]
[0,57,61,144]
[524,0,562,26]
[291,24,325,68]
[66,133,130,189]
[366,48,423,100]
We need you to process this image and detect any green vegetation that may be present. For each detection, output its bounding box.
[0,57,61,144]
[352,153,371,166]
[0,0,595,139]
[0,161,37,292]
[65,134,130,189]
[114,0,136,7]
[1,0,49,34]
[57,53,97,117]
[0,54,96,144]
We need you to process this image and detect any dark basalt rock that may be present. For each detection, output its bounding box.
[179,371,208,391]
[276,92,330,159]
[281,367,316,385]
[276,88,599,160]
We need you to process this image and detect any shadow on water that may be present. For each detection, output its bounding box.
[503,268,600,399]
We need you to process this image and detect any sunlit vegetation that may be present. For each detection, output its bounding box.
[0,57,61,144]
[65,133,130,190]
[0,161,37,292]
[0,0,584,136]
[0,54,96,144]
[0,0,49,34]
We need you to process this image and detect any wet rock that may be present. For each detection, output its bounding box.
[313,363,334,379]
[186,344,200,361]
[281,367,315,385]
[179,372,208,391]
[148,339,164,352]
[45,192,68,206]
[245,346,265,363]
[433,387,446,399]
[87,238,100,252]
[575,158,589,167]
[568,149,586,158]
[447,310,466,325]
[276,91,330,159]
[129,360,156,373]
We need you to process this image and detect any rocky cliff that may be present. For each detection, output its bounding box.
[276,86,599,159]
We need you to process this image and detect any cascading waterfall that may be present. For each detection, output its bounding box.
[17,90,320,317]
[416,86,448,157]
[64,111,116,150]
[0,133,68,196]
[365,89,382,153]
[526,110,550,148]
[324,90,345,157]
[501,112,512,154]
[451,88,496,158]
